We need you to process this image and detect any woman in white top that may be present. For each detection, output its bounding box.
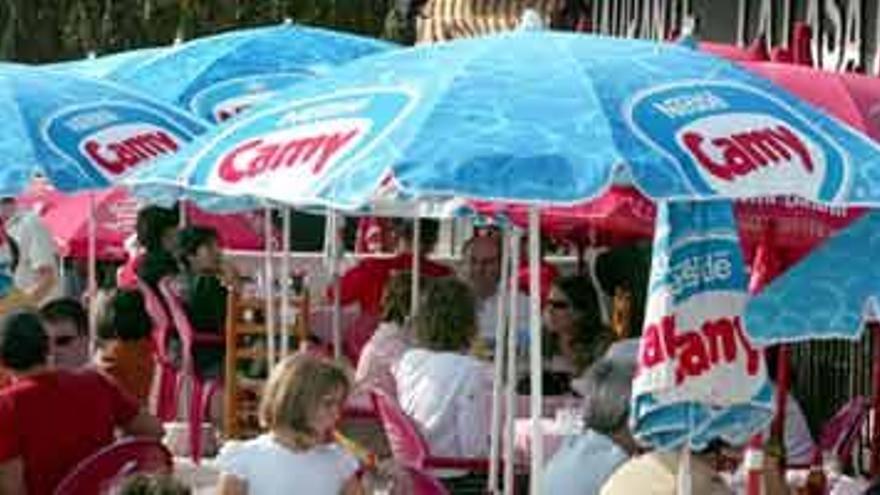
[393,277,492,459]
[216,354,363,495]
[544,354,638,495]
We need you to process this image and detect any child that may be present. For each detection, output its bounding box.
[216,354,364,495]
[94,289,155,405]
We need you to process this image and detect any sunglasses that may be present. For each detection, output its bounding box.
[546,299,571,310]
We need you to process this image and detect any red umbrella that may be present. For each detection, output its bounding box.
[743,61,880,142]
[18,182,267,260]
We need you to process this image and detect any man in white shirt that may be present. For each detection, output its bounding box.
[0,197,58,304]
[462,234,530,346]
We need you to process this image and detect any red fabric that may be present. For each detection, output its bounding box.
[16,183,267,261]
[355,217,395,254]
[699,38,769,62]
[0,369,139,495]
[116,254,142,289]
[333,253,453,315]
[516,260,559,303]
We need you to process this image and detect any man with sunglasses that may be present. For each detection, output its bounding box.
[38,297,89,369]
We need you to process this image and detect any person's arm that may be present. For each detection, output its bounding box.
[0,457,26,495]
[217,473,248,495]
[340,475,365,495]
[121,410,164,439]
[19,216,58,302]
[22,266,55,303]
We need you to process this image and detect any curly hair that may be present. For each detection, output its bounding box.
[381,271,424,325]
[414,277,477,352]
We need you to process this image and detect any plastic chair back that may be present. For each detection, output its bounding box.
[157,276,221,463]
[52,438,172,495]
[370,389,430,468]
[817,395,869,466]
[137,281,177,422]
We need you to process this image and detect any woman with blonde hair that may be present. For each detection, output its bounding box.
[216,354,363,495]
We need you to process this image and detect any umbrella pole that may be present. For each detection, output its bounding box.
[871,321,880,477]
[410,217,421,319]
[527,206,543,494]
[504,228,522,495]
[280,208,292,357]
[488,225,510,493]
[329,210,342,361]
[264,208,276,368]
[87,192,98,356]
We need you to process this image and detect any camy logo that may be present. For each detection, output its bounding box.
[627,83,847,202]
[217,118,367,184]
[79,123,183,177]
[676,114,827,198]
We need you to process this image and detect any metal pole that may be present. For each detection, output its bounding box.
[410,217,421,319]
[87,193,98,356]
[504,228,522,495]
[527,207,543,493]
[488,226,510,493]
[264,208,276,368]
[280,208,292,357]
[329,211,342,361]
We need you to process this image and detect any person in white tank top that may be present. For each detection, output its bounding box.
[216,354,364,495]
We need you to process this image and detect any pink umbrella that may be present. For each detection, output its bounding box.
[18,182,267,260]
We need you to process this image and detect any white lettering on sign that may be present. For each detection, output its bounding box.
[652,91,729,119]
[669,250,733,297]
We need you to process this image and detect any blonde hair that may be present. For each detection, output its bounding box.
[259,353,351,434]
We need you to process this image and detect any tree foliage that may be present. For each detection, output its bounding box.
[2,0,390,62]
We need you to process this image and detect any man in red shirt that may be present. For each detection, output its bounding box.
[0,311,163,494]
[334,218,453,316]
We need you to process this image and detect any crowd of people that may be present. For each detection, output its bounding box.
[0,198,830,494]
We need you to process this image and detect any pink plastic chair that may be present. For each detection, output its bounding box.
[157,276,222,463]
[137,281,178,422]
[52,438,172,495]
[343,313,381,366]
[405,466,451,495]
[816,395,870,469]
[369,389,491,472]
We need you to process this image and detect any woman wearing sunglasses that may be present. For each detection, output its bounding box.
[524,275,615,396]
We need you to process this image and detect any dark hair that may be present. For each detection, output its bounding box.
[0,311,49,371]
[112,473,190,495]
[547,275,613,373]
[176,226,219,270]
[39,297,88,337]
[96,289,152,342]
[390,218,440,251]
[136,205,179,252]
[595,244,650,336]
[415,277,477,351]
[381,271,420,325]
